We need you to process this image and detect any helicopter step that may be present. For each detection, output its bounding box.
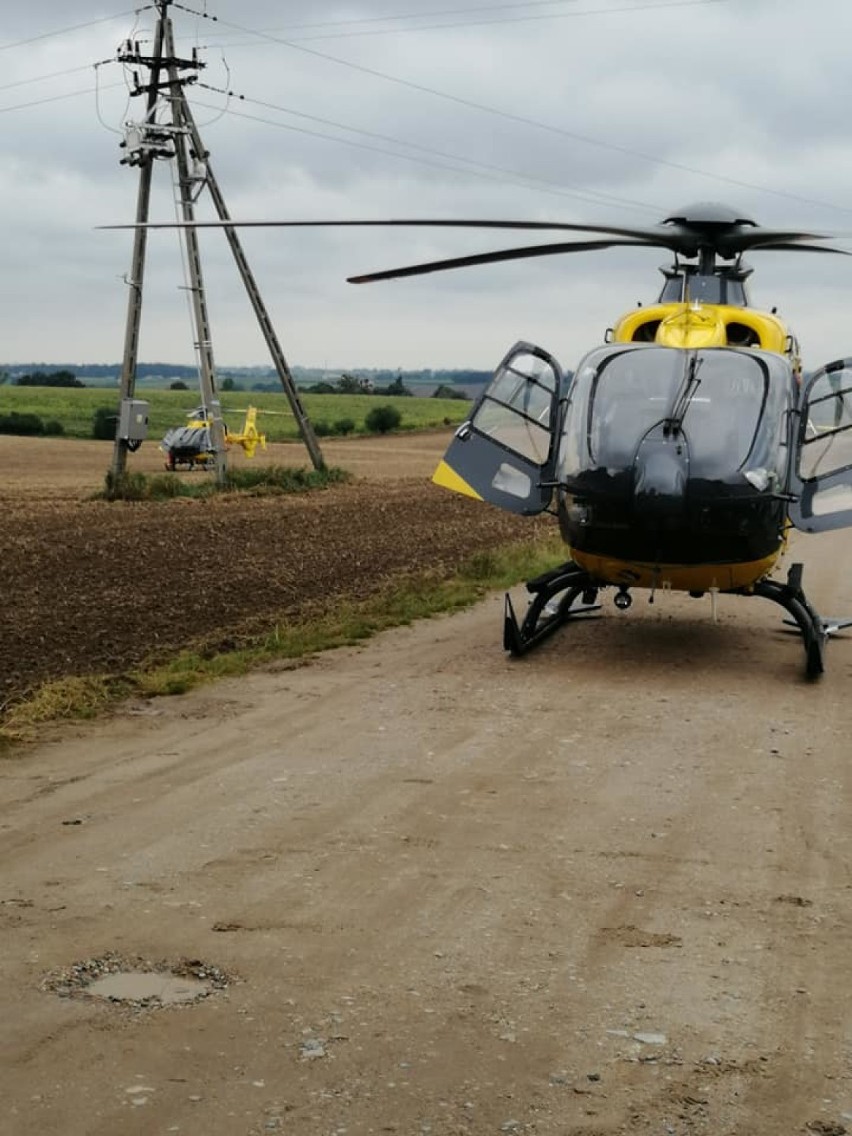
[503,560,602,655]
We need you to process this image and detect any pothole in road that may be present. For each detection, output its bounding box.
[42,952,234,1010]
[86,972,211,1004]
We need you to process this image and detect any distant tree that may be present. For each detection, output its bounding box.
[376,374,414,397]
[220,375,236,391]
[389,374,413,397]
[17,369,84,388]
[432,384,469,400]
[170,380,189,390]
[336,373,372,394]
[365,404,402,434]
[306,381,337,394]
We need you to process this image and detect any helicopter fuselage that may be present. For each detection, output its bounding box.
[553,325,799,593]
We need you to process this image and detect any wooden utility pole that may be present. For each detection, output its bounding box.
[110,6,166,485]
[163,13,228,485]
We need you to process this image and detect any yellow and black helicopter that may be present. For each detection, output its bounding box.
[111,203,852,676]
[161,404,267,470]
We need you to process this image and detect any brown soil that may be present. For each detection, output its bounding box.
[0,434,534,708]
[2,433,852,1136]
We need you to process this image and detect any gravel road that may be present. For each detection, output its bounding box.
[2,521,852,1136]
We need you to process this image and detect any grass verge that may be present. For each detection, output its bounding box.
[0,534,564,750]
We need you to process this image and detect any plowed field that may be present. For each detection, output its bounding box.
[1,433,534,708]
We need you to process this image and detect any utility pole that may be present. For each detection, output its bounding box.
[110,0,325,490]
[110,7,166,486]
[177,96,326,471]
[162,13,228,485]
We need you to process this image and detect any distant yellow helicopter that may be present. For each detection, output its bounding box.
[109,203,852,676]
[161,404,266,470]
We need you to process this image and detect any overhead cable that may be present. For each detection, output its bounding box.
[197,82,661,216]
[0,8,152,53]
[0,81,126,114]
[203,8,852,217]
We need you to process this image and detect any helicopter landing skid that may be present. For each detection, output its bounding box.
[751,562,844,680]
[504,561,601,656]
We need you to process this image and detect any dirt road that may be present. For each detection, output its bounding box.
[3,525,852,1135]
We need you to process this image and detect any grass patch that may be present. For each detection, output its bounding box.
[0,534,564,747]
[99,464,352,501]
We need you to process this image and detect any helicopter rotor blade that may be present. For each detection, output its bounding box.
[97,217,675,240]
[750,241,852,256]
[347,237,663,284]
[96,212,850,267]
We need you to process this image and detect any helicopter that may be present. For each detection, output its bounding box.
[161,404,267,470]
[104,202,852,676]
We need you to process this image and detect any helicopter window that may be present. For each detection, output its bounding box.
[799,367,852,480]
[657,274,747,307]
[585,351,684,468]
[683,352,769,474]
[470,351,557,465]
[559,347,770,479]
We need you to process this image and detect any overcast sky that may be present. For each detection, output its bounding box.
[3,0,852,372]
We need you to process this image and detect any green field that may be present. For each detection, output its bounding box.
[0,386,471,441]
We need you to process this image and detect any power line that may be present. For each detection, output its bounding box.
[177,0,591,34]
[197,82,662,216]
[255,0,731,43]
[0,8,152,53]
[204,7,852,218]
[0,64,96,93]
[0,81,126,115]
[181,0,729,45]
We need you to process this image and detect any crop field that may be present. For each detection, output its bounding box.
[0,431,546,723]
[0,385,471,440]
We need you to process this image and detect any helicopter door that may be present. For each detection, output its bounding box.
[790,358,852,532]
[432,342,562,515]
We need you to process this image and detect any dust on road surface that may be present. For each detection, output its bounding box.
[2,528,852,1136]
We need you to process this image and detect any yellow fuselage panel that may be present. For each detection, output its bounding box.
[569,547,783,593]
[432,459,484,501]
[613,303,790,354]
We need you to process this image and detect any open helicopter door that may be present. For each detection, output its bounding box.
[432,342,563,515]
[790,358,852,532]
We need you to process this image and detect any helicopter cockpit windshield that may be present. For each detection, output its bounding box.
[558,345,792,490]
[658,272,748,307]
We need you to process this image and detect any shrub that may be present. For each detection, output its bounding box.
[92,406,118,440]
[170,380,189,390]
[0,411,45,436]
[365,404,402,434]
[43,419,65,436]
[332,417,355,436]
[313,420,333,437]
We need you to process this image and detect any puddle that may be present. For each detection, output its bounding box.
[41,952,234,1010]
[85,971,211,1004]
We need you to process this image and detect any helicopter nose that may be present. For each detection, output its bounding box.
[633,429,689,517]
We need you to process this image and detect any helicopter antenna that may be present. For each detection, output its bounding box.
[109,0,325,492]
